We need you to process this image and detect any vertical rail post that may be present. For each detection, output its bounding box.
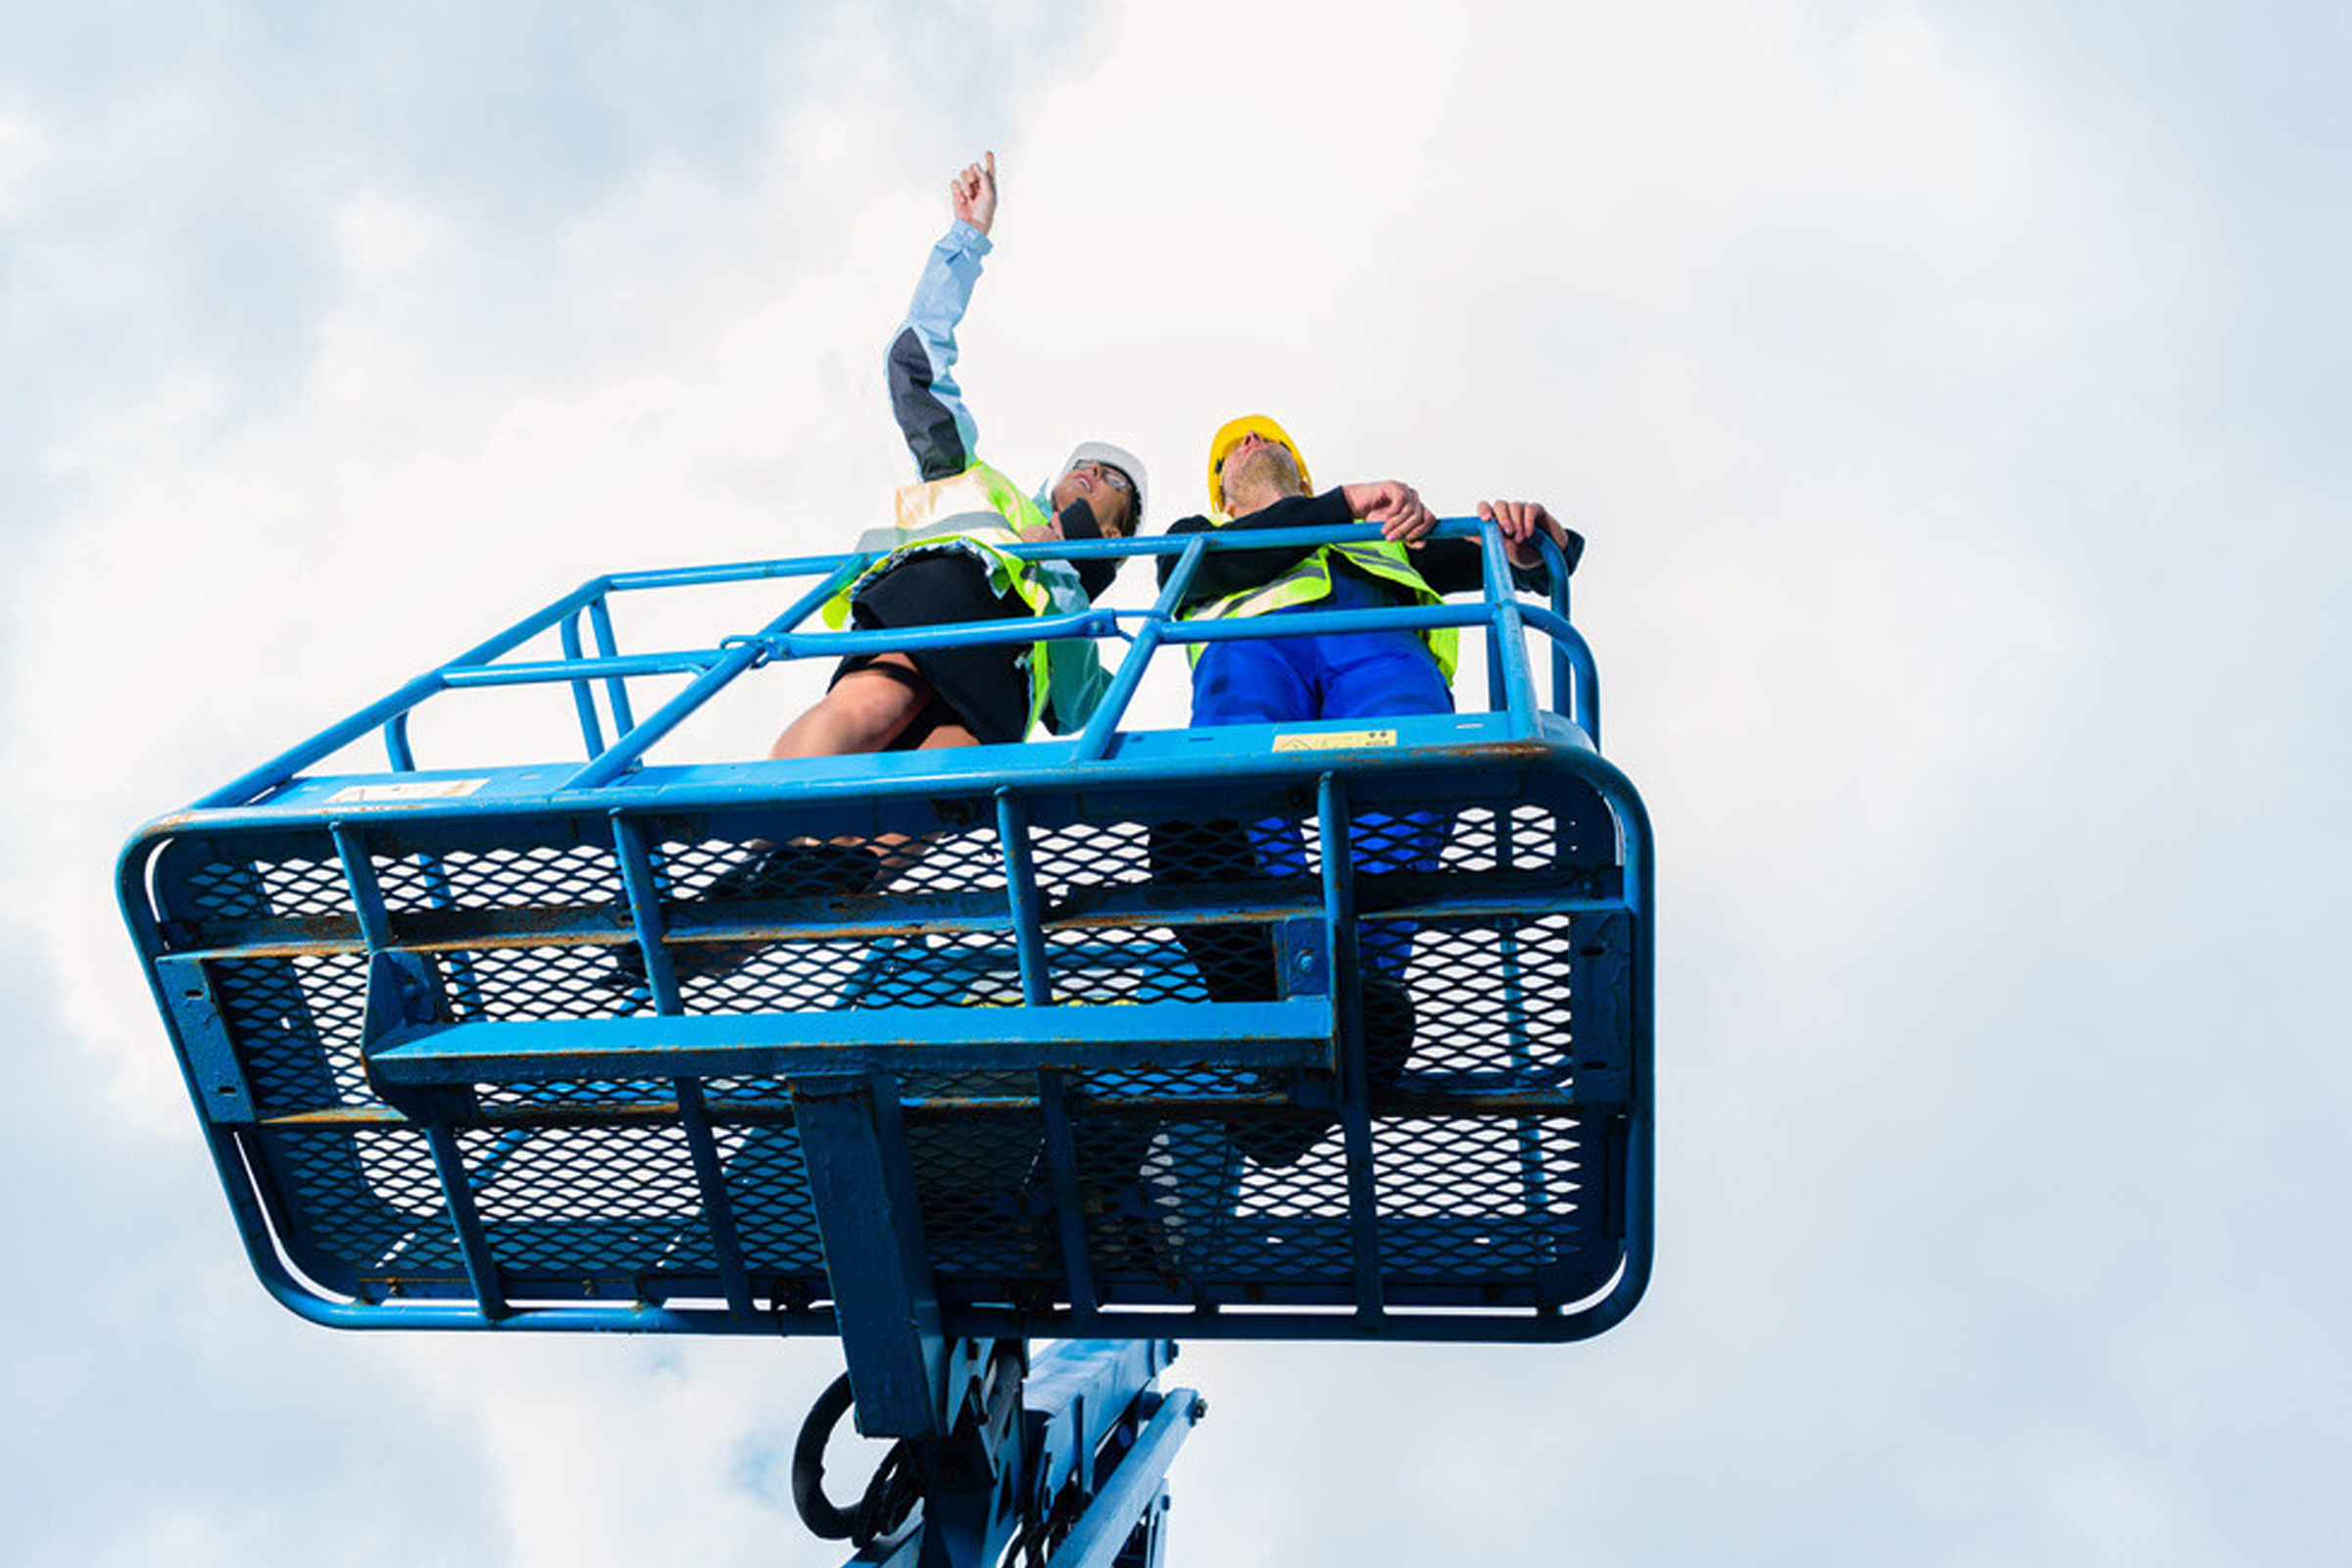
[1318,773,1385,1326]
[587,592,640,737]
[612,812,753,1315]
[1477,516,1542,738]
[999,789,1101,1318]
[1075,535,1208,761]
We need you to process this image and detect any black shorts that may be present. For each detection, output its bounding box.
[830,551,1032,747]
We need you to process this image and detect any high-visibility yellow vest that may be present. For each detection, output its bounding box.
[1182,531,1460,681]
[823,462,1058,736]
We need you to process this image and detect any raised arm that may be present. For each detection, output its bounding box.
[885,153,1000,480]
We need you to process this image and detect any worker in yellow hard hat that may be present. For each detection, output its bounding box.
[1151,415,1582,1163]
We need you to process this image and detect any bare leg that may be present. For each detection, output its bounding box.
[767,655,931,760]
[862,715,982,880]
[605,660,954,990]
[763,655,984,883]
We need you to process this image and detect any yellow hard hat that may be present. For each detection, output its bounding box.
[1205,415,1311,516]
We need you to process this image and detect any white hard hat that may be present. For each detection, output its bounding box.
[1058,441,1150,530]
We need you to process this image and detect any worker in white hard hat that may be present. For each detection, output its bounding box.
[716,153,1143,891]
[615,156,1146,966]
[1150,416,1581,1163]
[769,152,1145,770]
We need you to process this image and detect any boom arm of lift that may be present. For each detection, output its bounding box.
[791,1336,1201,1568]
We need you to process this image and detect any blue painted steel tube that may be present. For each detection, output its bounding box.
[765,605,1123,664]
[556,645,773,792]
[559,612,605,761]
[365,1000,1337,1085]
[1000,787,1055,1007]
[383,710,418,773]
[1520,604,1599,745]
[419,1122,510,1320]
[437,649,728,688]
[196,578,611,807]
[1319,773,1386,1325]
[585,593,638,738]
[203,668,448,807]
[610,812,684,1012]
[673,1077,754,1316]
[1163,599,1486,649]
[1488,808,1553,1217]
[1538,531,1576,722]
[558,557,869,789]
[999,790,1102,1318]
[600,552,887,592]
[126,731,1638,855]
[328,821,395,953]
[602,816,752,1314]
[1075,534,1207,761]
[1476,515,1542,738]
[197,518,1585,804]
[1041,1386,1204,1568]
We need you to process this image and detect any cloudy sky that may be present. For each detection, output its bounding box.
[4,2,2347,1563]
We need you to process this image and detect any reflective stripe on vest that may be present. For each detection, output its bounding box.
[823,463,1057,736]
[1183,535,1460,681]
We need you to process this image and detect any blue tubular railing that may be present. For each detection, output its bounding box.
[1074,531,1207,761]
[186,518,1596,808]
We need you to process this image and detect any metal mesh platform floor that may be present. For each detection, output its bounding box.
[127,727,1649,1343]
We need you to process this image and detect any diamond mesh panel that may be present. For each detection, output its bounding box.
[1069,1062,1257,1100]
[183,851,353,922]
[652,837,887,901]
[719,1124,827,1272]
[859,932,1021,1008]
[1348,810,1447,874]
[682,934,915,1014]
[217,952,374,1114]
[888,831,1004,897]
[1438,804,1561,872]
[1218,1137,1361,1280]
[427,947,670,1108]
[441,945,641,1023]
[1371,1114,1586,1278]
[1046,927,1200,1007]
[373,841,622,914]
[263,1125,466,1279]
[1389,914,1581,1087]
[462,1122,714,1274]
[907,1111,1056,1277]
[1079,1113,1238,1287]
[1031,817,1152,888]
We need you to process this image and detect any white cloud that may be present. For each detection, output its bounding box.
[9,2,2351,1565]
[0,108,47,219]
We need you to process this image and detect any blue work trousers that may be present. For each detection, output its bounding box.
[1189,577,1453,981]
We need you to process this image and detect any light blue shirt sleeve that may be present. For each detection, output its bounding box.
[888,220,994,478]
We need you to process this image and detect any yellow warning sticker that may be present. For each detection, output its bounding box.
[1272,729,1396,753]
[325,778,490,804]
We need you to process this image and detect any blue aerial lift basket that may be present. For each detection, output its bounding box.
[119,519,1653,1352]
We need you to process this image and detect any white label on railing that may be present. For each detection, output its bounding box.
[1271,729,1396,753]
[325,778,490,803]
